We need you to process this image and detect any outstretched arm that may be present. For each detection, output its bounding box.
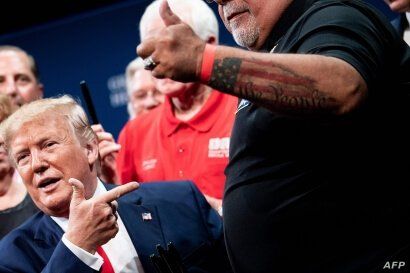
[137,0,367,117]
[207,48,366,116]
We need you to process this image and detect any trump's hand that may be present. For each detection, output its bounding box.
[137,0,206,82]
[65,178,139,253]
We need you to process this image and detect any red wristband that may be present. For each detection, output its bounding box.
[200,44,216,83]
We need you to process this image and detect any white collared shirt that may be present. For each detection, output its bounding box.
[51,180,145,273]
[405,13,410,46]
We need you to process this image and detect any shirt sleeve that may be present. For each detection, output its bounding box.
[289,1,400,91]
[61,234,103,271]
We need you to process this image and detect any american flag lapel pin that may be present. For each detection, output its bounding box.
[141,212,152,221]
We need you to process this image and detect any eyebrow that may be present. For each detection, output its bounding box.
[11,135,49,154]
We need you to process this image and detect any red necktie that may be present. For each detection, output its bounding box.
[96,246,115,273]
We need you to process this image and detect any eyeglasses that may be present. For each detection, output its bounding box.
[204,0,224,4]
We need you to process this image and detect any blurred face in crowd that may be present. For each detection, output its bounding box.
[129,69,164,116]
[0,136,14,195]
[155,78,197,97]
[217,0,292,49]
[0,50,43,107]
[8,114,98,217]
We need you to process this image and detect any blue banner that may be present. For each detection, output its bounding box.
[0,0,236,138]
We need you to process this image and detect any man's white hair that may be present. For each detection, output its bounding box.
[125,57,145,118]
[139,0,219,43]
[125,57,145,95]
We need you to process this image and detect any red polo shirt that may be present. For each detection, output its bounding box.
[116,91,237,199]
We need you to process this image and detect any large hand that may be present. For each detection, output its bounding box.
[65,178,139,253]
[137,0,206,82]
[91,124,120,184]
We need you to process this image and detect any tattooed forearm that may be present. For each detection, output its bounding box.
[209,58,242,92]
[209,57,337,115]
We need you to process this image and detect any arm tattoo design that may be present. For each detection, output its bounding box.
[209,57,336,115]
[209,58,241,93]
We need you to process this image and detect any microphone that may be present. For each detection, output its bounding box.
[150,242,187,273]
[80,80,99,124]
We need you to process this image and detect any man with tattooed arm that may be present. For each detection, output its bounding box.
[138,0,410,272]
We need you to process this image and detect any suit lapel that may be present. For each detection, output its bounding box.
[34,213,64,244]
[32,213,64,266]
[118,200,166,273]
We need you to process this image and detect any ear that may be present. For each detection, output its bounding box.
[37,83,44,99]
[85,138,99,166]
[206,35,217,45]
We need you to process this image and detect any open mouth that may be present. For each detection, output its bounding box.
[227,10,247,21]
[228,12,241,21]
[38,178,60,189]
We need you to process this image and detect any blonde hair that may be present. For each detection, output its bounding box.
[0,94,16,123]
[0,95,96,149]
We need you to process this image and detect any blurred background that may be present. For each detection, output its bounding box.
[0,0,236,138]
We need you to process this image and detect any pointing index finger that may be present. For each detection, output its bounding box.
[96,182,139,203]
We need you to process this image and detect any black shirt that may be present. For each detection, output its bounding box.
[0,193,38,240]
[224,0,410,272]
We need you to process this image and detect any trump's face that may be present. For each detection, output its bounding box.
[217,0,292,50]
[9,115,98,217]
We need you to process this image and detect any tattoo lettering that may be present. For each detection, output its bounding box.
[268,85,331,113]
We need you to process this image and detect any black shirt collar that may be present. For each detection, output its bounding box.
[260,0,320,52]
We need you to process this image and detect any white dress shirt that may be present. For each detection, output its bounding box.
[405,13,410,46]
[51,180,145,273]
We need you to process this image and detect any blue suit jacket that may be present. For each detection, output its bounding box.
[0,181,231,273]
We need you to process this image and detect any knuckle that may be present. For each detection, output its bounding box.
[103,207,112,217]
[101,132,113,141]
[109,217,116,226]
[113,227,119,236]
[152,68,165,79]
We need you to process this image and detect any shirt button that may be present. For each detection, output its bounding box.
[178,170,184,177]
[178,148,184,153]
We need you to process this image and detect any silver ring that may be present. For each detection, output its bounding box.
[143,56,157,70]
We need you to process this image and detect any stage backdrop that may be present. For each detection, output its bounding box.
[0,0,236,138]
